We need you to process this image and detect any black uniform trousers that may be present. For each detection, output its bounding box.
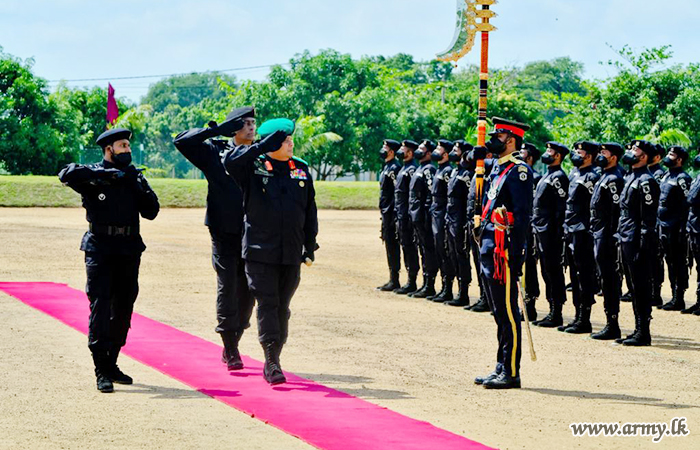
[469,231,485,297]
[690,233,700,299]
[432,214,455,280]
[85,252,141,352]
[523,229,540,299]
[398,218,420,278]
[653,228,665,297]
[447,223,472,289]
[594,236,622,317]
[660,228,689,292]
[413,220,439,277]
[566,231,597,310]
[245,261,301,344]
[210,228,255,335]
[381,214,401,276]
[535,230,567,306]
[485,276,522,378]
[621,242,654,322]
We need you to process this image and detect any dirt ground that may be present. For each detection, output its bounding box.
[1,207,699,450]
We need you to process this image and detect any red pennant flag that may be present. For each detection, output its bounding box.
[106,83,119,126]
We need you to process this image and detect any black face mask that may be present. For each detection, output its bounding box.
[448,151,461,162]
[594,154,609,168]
[486,136,506,155]
[570,153,585,167]
[414,149,426,160]
[622,151,639,166]
[112,151,132,168]
[541,154,556,165]
[379,149,389,160]
[662,156,677,169]
[693,156,700,169]
[396,150,405,160]
[430,150,443,162]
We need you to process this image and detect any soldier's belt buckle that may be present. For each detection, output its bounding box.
[113,226,127,236]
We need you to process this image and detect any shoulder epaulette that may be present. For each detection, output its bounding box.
[292,156,309,166]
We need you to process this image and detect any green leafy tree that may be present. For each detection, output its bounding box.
[141,72,238,113]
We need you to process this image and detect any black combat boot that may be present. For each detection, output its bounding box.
[408,274,427,297]
[410,275,436,298]
[622,317,652,346]
[615,315,641,344]
[680,300,700,314]
[394,273,418,295]
[474,363,502,385]
[377,272,400,291]
[591,313,621,340]
[662,288,685,311]
[432,277,454,303]
[469,292,490,312]
[262,341,286,385]
[558,304,580,332]
[566,306,592,334]
[106,346,133,384]
[536,300,563,328]
[221,331,244,371]
[651,284,663,307]
[91,351,114,393]
[483,371,521,389]
[446,279,469,307]
[427,276,446,300]
[525,296,537,322]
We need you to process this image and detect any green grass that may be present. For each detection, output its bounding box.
[0,175,379,210]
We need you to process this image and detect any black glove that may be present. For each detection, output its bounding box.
[473,146,488,160]
[261,130,289,152]
[302,243,320,264]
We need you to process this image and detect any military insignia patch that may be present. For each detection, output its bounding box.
[519,172,528,181]
[558,188,565,197]
[262,177,268,185]
[613,194,620,202]
[609,183,618,194]
[290,169,308,180]
[518,165,528,173]
[299,181,305,188]
[98,193,106,201]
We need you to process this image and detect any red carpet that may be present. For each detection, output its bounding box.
[1,282,494,450]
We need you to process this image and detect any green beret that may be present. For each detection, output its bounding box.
[258,118,295,139]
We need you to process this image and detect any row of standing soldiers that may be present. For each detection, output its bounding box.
[378,136,700,350]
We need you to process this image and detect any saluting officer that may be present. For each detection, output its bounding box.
[377,140,402,291]
[408,140,439,298]
[519,143,542,320]
[429,140,457,303]
[532,143,569,328]
[683,155,700,315]
[222,119,318,385]
[474,118,533,390]
[445,140,474,307]
[657,146,692,312]
[393,140,421,295]
[560,141,601,333]
[589,143,625,339]
[615,140,660,346]
[58,128,160,393]
[173,107,256,371]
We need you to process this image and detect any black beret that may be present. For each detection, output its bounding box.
[226,106,255,122]
[438,139,454,151]
[521,142,541,161]
[455,140,474,152]
[546,141,570,156]
[601,142,624,158]
[654,143,666,158]
[575,141,600,155]
[96,128,132,148]
[421,139,436,152]
[669,145,689,161]
[489,117,530,137]
[384,139,401,151]
[630,140,656,156]
[402,140,419,151]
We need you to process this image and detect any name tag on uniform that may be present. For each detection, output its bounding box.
[290,168,308,180]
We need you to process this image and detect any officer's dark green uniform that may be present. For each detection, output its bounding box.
[684,155,700,315]
[58,128,160,393]
[476,118,533,390]
[657,146,692,312]
[173,106,256,371]
[616,140,660,346]
[590,143,625,340]
[377,140,402,291]
[393,140,420,295]
[222,119,318,385]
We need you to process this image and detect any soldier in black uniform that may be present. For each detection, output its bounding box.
[657,146,692,311]
[649,144,667,306]
[429,140,456,302]
[222,118,318,384]
[519,143,542,320]
[465,147,495,313]
[377,140,402,291]
[58,128,160,393]
[532,143,569,328]
[560,142,601,333]
[615,140,660,346]
[408,140,439,298]
[393,140,421,295]
[589,143,625,339]
[474,118,533,389]
[445,140,474,307]
[683,155,700,315]
[173,107,256,371]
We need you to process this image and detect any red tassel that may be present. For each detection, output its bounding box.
[491,208,514,285]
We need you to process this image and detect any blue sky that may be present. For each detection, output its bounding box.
[1,0,698,102]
